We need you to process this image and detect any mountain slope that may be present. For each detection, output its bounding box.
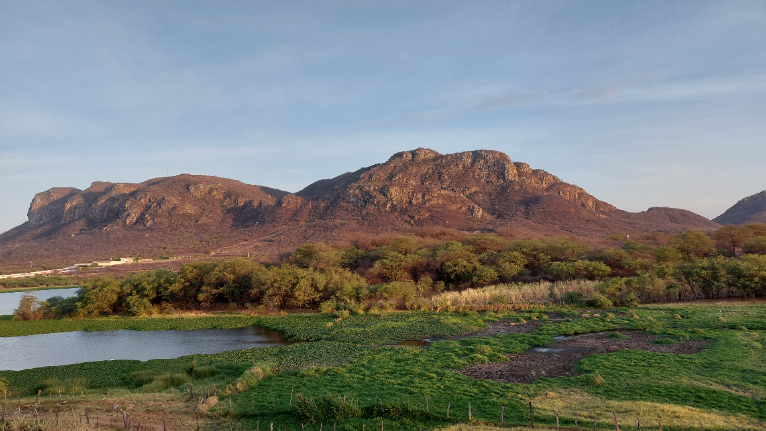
[714,190,766,225]
[0,149,719,272]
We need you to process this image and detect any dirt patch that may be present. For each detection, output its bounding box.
[472,320,544,336]
[467,314,570,337]
[459,332,707,384]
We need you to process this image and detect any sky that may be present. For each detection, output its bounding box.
[1,0,765,233]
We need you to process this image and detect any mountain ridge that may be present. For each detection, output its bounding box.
[0,148,719,273]
[714,190,766,225]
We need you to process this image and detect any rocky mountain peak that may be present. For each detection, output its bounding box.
[714,190,766,225]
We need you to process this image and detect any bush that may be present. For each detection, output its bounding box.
[43,296,78,317]
[475,345,493,355]
[197,395,219,413]
[560,291,584,305]
[590,293,613,308]
[295,394,362,423]
[192,365,218,379]
[369,401,421,420]
[606,332,628,339]
[152,373,191,389]
[131,370,157,386]
[589,371,605,386]
[12,292,44,321]
[36,378,88,396]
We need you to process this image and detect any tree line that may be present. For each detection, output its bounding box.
[15,223,766,319]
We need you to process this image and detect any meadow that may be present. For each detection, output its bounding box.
[1,302,765,430]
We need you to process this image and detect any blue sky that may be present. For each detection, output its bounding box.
[1,0,765,233]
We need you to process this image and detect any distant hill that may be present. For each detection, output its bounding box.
[714,190,766,225]
[0,149,719,273]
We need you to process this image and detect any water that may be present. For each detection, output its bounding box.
[0,287,79,315]
[0,326,292,371]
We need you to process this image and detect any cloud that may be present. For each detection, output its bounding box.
[572,85,619,101]
[0,108,100,140]
[472,91,548,110]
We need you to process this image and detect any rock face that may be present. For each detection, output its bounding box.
[714,191,766,225]
[27,187,81,227]
[286,148,616,226]
[0,148,720,270]
[25,175,287,230]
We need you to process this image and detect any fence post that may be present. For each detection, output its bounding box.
[447,402,450,419]
[468,402,472,421]
[501,406,504,424]
[528,401,534,427]
[613,412,619,431]
[574,407,578,430]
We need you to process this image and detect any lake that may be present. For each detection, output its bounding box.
[0,287,79,315]
[0,325,292,371]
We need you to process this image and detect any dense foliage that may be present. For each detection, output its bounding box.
[12,224,766,319]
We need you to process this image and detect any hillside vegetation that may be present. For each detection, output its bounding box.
[13,223,766,321]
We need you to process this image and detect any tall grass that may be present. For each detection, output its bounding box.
[428,280,598,309]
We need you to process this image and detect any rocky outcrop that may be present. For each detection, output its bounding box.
[24,175,288,230]
[714,191,766,225]
[2,149,720,270]
[27,187,81,227]
[285,149,615,225]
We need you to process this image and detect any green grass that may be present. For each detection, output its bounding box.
[0,311,488,342]
[2,304,766,430]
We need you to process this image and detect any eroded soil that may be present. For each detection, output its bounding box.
[460,331,707,384]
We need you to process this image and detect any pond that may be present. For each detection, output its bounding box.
[0,287,79,315]
[0,325,293,371]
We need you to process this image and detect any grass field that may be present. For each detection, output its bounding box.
[1,303,765,430]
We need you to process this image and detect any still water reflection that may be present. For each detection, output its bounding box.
[0,326,292,371]
[0,287,79,315]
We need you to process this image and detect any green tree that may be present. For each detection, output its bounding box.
[198,258,264,307]
[723,257,766,298]
[744,236,766,254]
[510,239,551,274]
[76,276,122,316]
[672,257,729,300]
[479,250,527,280]
[654,246,683,263]
[370,252,416,282]
[670,230,715,260]
[172,261,219,308]
[122,270,177,306]
[713,225,753,256]
[544,260,611,281]
[388,236,421,255]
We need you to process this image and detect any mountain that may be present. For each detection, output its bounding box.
[0,149,719,273]
[714,190,766,225]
